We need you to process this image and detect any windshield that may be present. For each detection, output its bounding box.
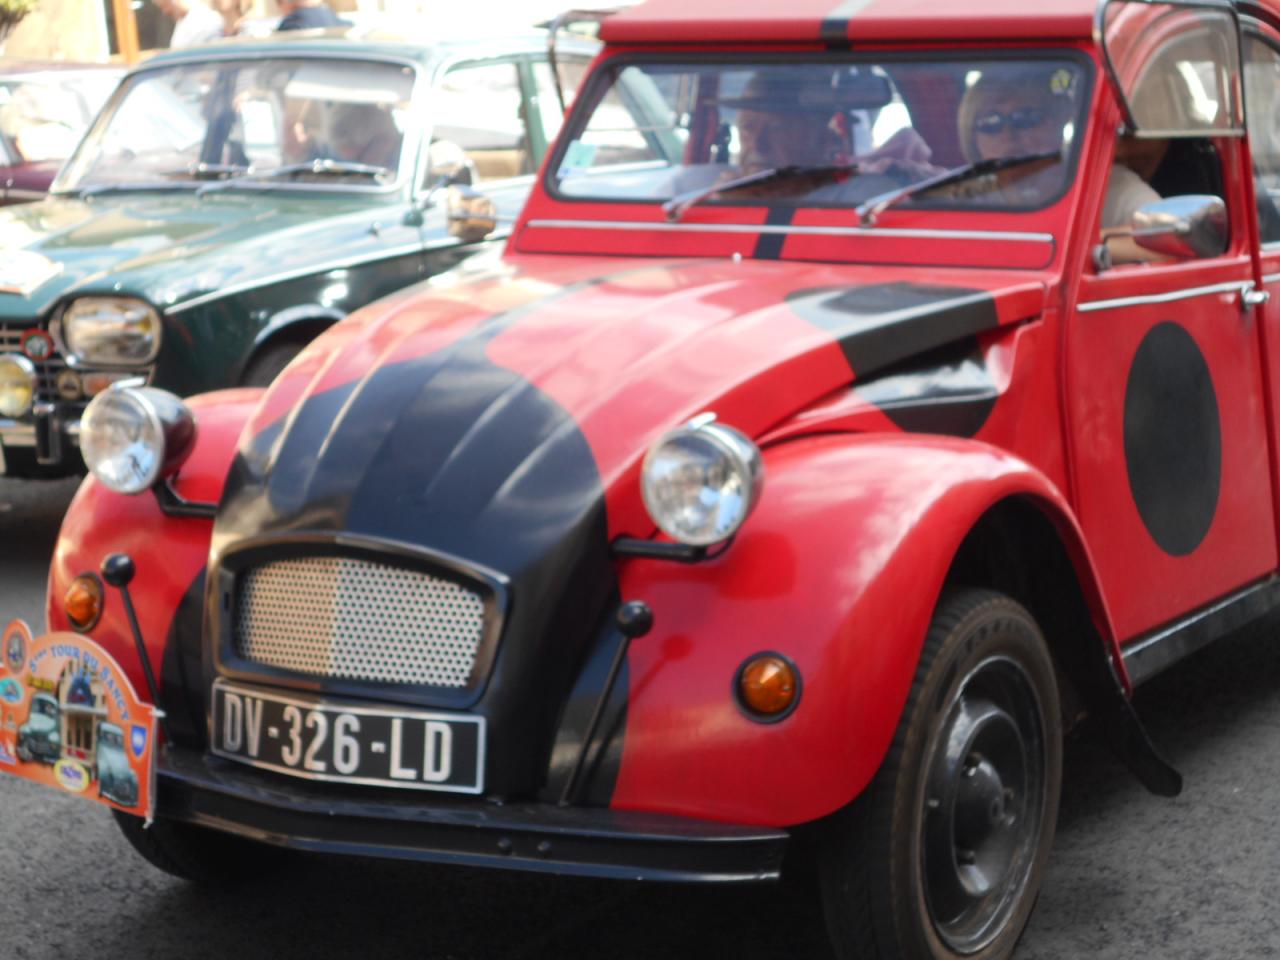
[99,725,123,748]
[0,75,114,166]
[553,56,1089,212]
[56,58,417,194]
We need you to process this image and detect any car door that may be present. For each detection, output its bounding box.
[1243,22,1280,521]
[1066,4,1276,643]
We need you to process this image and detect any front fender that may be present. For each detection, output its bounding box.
[45,389,261,702]
[610,432,1108,827]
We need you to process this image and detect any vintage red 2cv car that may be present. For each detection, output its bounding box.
[16,0,1280,957]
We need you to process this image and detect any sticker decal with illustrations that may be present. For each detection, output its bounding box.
[0,620,157,819]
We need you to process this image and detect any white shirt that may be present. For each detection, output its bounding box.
[1102,163,1161,230]
[170,3,225,48]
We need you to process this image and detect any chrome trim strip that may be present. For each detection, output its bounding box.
[525,218,1053,244]
[1262,271,1280,284]
[1122,578,1280,687]
[0,421,36,446]
[1,189,45,202]
[1077,280,1251,313]
[165,236,476,315]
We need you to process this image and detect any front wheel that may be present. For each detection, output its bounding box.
[820,589,1063,960]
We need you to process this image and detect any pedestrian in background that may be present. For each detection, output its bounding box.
[154,0,225,47]
[276,0,347,31]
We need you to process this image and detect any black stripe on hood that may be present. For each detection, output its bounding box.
[213,284,630,798]
[854,337,998,438]
[785,282,1000,379]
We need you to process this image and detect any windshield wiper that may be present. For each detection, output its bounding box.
[164,161,251,181]
[198,158,392,195]
[854,150,1062,225]
[68,182,199,199]
[663,164,857,222]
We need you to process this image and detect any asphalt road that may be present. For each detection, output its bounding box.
[2,476,1280,959]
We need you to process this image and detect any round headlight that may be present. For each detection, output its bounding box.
[0,353,36,418]
[641,415,764,547]
[80,386,196,495]
[59,297,161,365]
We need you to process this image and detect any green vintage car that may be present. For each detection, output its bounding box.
[0,29,594,478]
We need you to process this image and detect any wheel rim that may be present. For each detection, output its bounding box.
[920,655,1048,954]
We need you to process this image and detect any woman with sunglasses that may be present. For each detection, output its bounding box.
[959,65,1165,258]
[956,65,1079,206]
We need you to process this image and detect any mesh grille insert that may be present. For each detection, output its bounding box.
[233,556,486,688]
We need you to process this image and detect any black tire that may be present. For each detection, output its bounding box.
[819,589,1063,960]
[112,810,285,885]
[241,340,306,388]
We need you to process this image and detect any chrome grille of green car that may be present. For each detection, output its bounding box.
[232,555,488,688]
[0,323,66,404]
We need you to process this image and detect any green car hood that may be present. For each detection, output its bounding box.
[0,190,409,322]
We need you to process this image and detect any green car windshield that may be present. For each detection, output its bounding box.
[99,725,124,748]
[56,57,417,193]
[553,57,1089,211]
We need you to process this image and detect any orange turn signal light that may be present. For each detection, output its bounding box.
[65,574,104,633]
[737,653,800,720]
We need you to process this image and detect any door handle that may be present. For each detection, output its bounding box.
[1242,287,1271,310]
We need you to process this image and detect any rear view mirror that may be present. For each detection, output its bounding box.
[1129,194,1227,259]
[447,186,498,244]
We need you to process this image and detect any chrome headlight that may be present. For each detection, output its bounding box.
[641,415,764,547]
[0,354,36,418]
[60,297,162,365]
[80,386,195,495]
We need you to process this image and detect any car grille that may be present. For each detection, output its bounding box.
[232,555,488,688]
[0,323,65,404]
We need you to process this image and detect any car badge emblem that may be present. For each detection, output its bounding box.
[0,251,62,296]
[130,725,148,759]
[5,629,25,673]
[21,330,53,362]
[55,370,82,401]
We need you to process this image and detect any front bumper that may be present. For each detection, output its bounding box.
[0,402,82,474]
[157,746,788,883]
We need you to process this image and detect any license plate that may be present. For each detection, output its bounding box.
[211,681,484,794]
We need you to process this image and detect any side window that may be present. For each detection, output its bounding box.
[532,59,588,151]
[1245,34,1280,244]
[431,62,532,184]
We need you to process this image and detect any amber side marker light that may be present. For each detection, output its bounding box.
[65,574,105,632]
[736,653,801,722]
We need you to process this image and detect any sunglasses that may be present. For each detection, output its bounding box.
[974,107,1047,136]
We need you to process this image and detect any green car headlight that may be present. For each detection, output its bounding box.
[60,297,162,365]
[0,353,36,418]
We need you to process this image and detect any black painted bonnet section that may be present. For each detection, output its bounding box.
[207,316,615,798]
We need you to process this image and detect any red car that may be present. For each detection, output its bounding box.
[0,61,121,205]
[26,1,1280,958]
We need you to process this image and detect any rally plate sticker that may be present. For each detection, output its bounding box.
[0,620,158,820]
[211,680,485,795]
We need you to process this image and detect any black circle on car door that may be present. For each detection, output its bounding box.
[1123,321,1221,557]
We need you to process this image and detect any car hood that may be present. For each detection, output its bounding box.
[225,252,1045,545]
[0,190,405,321]
[213,253,1044,793]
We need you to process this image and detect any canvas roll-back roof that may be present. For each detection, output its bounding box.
[600,0,1104,44]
